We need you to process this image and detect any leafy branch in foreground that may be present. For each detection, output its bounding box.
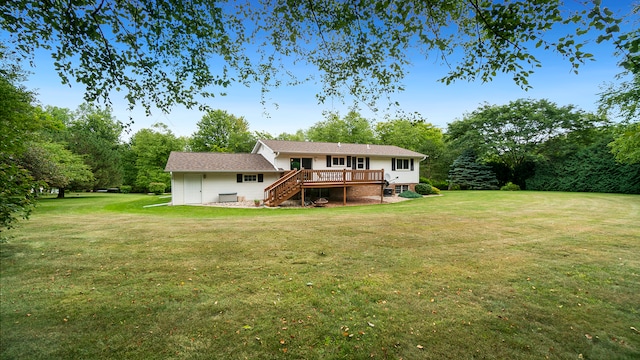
[1,0,633,114]
[0,55,41,233]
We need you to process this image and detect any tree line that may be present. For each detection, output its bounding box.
[2,0,638,234]
[2,63,638,235]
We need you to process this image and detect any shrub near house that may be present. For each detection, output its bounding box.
[415,183,440,195]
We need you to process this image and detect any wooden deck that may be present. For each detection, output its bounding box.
[263,169,385,207]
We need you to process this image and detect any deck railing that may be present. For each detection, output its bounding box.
[300,169,384,184]
[263,170,302,206]
[264,169,385,206]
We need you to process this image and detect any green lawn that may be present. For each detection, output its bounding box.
[1,191,639,359]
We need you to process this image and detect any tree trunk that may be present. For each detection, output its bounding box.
[57,187,65,199]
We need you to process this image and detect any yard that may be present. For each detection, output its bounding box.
[1,191,638,359]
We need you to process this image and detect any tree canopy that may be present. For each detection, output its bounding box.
[1,0,635,113]
[447,99,607,172]
[376,118,443,155]
[190,110,255,153]
[66,104,124,189]
[608,122,640,164]
[0,60,41,232]
[307,110,376,144]
[129,123,186,193]
[20,141,94,198]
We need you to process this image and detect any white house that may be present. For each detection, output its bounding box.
[165,139,426,206]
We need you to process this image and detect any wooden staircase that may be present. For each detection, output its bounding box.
[263,170,303,207]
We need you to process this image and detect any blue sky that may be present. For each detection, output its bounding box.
[16,1,635,139]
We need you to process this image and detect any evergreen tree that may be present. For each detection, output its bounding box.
[526,135,640,194]
[448,149,499,190]
[67,104,123,189]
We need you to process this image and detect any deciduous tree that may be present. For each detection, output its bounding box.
[608,122,640,164]
[276,130,306,142]
[2,1,632,113]
[446,99,607,185]
[20,141,94,198]
[190,110,255,153]
[307,110,376,144]
[375,118,445,178]
[0,54,40,233]
[128,123,186,193]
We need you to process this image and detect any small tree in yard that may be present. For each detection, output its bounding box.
[448,149,499,190]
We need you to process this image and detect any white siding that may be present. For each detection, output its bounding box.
[376,158,421,184]
[272,153,295,170]
[271,154,420,184]
[254,143,277,167]
[170,171,281,205]
[169,147,422,206]
[202,173,281,203]
[171,173,185,205]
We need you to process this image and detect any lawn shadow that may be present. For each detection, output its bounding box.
[0,241,32,260]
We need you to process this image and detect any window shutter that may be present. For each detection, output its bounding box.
[411,159,414,171]
[366,157,370,170]
[326,155,332,167]
[347,156,351,167]
[391,158,396,171]
[236,174,243,183]
[258,174,264,183]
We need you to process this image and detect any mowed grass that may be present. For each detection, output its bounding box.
[1,191,638,359]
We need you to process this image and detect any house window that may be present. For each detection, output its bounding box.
[396,158,411,170]
[395,185,409,194]
[332,157,346,166]
[237,174,264,183]
[357,157,365,169]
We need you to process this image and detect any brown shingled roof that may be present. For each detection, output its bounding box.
[165,152,279,172]
[257,139,426,157]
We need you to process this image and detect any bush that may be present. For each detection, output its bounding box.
[148,182,166,195]
[415,183,441,195]
[120,185,132,194]
[430,180,449,190]
[398,190,422,198]
[500,182,521,191]
[414,183,430,195]
[419,177,431,185]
